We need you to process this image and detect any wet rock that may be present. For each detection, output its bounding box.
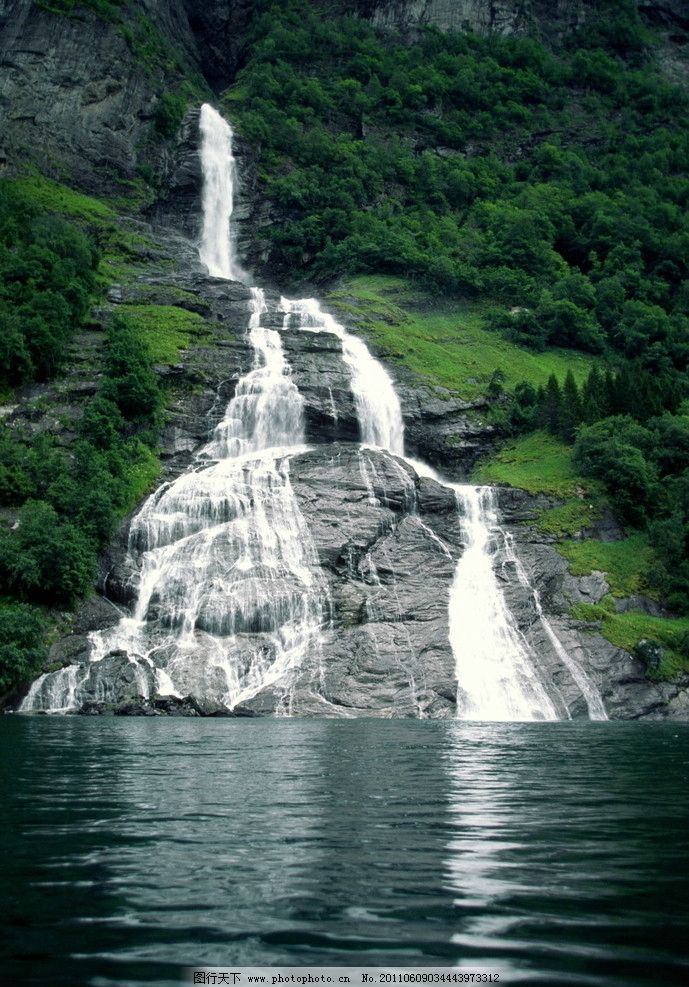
[286,445,461,717]
[78,701,112,716]
[114,700,161,717]
[87,694,259,717]
[75,651,158,707]
[72,596,122,635]
[46,633,92,670]
[497,498,689,719]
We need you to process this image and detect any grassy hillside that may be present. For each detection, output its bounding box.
[327,276,593,400]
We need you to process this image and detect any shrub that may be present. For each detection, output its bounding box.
[0,604,47,695]
[102,316,161,423]
[0,500,96,605]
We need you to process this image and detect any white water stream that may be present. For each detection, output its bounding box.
[198,104,241,280]
[22,102,606,720]
[23,287,327,712]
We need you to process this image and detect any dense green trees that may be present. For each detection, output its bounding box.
[103,316,162,422]
[0,501,95,605]
[0,181,161,694]
[506,366,689,608]
[0,342,160,691]
[0,183,99,386]
[230,2,688,362]
[0,604,47,696]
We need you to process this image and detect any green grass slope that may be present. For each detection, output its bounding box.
[327,276,593,401]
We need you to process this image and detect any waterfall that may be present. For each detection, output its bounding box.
[280,299,601,720]
[22,288,329,712]
[198,103,239,280]
[21,103,606,720]
[280,297,405,455]
[449,487,559,721]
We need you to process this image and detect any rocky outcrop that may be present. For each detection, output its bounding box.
[79,691,257,716]
[0,0,197,190]
[355,0,689,38]
[357,0,587,37]
[494,487,689,720]
[284,445,460,716]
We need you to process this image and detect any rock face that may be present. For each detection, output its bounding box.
[0,0,196,189]
[355,0,689,37]
[494,488,689,720]
[285,445,460,716]
[358,0,587,37]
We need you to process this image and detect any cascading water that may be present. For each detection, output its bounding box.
[23,287,328,712]
[449,487,559,721]
[198,103,240,280]
[22,102,606,720]
[280,297,405,455]
[279,299,598,720]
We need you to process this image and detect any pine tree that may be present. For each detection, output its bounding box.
[581,366,603,423]
[560,370,582,442]
[543,374,564,436]
[615,365,638,417]
[604,369,618,416]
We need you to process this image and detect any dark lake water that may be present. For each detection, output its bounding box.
[1,718,688,987]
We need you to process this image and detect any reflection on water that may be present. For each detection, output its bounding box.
[442,723,689,984]
[1,719,688,987]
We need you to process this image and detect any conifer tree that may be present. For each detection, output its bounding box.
[604,369,618,417]
[581,366,604,423]
[543,374,564,436]
[560,370,582,442]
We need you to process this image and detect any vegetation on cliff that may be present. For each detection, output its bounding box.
[0,181,162,694]
[2,0,689,692]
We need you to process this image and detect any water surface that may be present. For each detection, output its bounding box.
[2,719,688,986]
